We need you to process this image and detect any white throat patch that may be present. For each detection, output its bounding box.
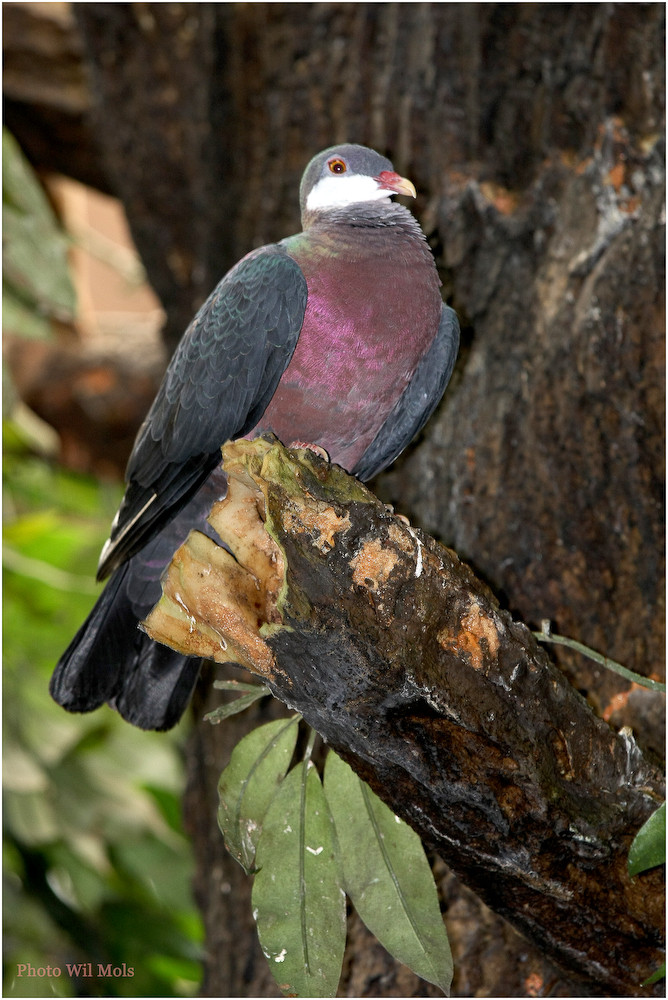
[305,174,393,213]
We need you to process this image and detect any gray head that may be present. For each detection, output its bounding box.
[299,144,416,219]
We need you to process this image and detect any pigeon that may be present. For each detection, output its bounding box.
[50,143,459,730]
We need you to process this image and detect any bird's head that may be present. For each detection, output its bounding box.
[299,144,417,220]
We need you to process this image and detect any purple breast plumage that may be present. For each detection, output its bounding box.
[256,221,442,470]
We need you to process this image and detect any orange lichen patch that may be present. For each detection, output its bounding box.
[606,161,626,191]
[143,529,276,678]
[601,682,643,722]
[350,537,400,591]
[620,195,640,214]
[437,598,501,670]
[525,972,544,997]
[282,498,351,553]
[574,154,593,176]
[479,180,519,215]
[387,520,414,554]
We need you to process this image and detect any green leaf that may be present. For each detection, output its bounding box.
[2,128,76,322]
[217,716,299,874]
[324,752,453,995]
[2,286,52,340]
[252,759,346,997]
[643,962,665,985]
[205,682,271,723]
[628,802,665,877]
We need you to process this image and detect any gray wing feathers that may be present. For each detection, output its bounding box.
[134,247,307,471]
[98,246,307,578]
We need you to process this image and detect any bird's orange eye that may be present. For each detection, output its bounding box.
[328,158,347,174]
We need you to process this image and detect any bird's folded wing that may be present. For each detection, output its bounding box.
[97,245,307,579]
[353,303,460,481]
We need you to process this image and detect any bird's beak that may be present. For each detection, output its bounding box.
[375,170,417,199]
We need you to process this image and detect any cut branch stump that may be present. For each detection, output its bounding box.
[144,436,665,996]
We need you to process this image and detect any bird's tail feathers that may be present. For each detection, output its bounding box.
[50,565,201,731]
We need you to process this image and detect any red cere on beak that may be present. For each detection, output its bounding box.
[375,171,417,198]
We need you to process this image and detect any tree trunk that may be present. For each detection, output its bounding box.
[145,437,665,996]
[4,2,664,996]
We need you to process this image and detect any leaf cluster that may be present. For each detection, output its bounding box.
[217,705,453,997]
[628,803,666,986]
[3,127,76,344]
[3,425,204,998]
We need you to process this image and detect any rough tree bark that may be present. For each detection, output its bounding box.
[4,2,664,997]
[143,436,665,997]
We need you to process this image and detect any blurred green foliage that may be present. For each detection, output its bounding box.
[3,126,76,341]
[3,129,204,997]
[3,423,204,998]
